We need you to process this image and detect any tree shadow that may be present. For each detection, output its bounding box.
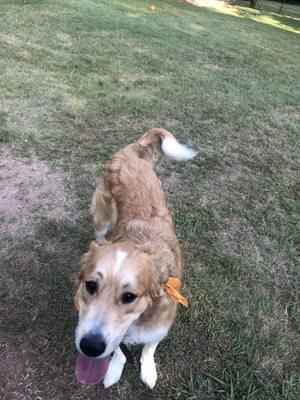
[232,1,300,33]
[187,0,300,34]
[1,217,91,358]
[0,216,112,397]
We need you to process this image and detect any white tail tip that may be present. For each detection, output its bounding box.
[161,137,197,161]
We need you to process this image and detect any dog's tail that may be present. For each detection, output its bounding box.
[137,128,197,161]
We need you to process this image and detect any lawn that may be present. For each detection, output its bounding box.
[0,0,299,399]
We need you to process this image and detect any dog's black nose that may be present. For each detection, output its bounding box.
[80,333,106,357]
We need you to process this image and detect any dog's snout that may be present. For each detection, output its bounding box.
[80,333,106,357]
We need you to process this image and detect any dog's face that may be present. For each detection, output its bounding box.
[75,241,162,358]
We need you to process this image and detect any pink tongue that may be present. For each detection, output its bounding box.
[75,353,110,386]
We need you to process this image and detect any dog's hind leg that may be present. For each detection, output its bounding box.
[103,346,126,388]
[91,174,117,244]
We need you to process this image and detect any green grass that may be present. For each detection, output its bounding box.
[0,0,299,399]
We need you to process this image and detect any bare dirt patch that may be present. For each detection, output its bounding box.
[203,63,220,71]
[197,163,251,206]
[0,149,79,240]
[56,33,73,48]
[0,335,34,400]
[133,47,157,56]
[0,33,22,45]
[218,217,263,265]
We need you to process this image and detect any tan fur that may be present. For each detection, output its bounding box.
[75,128,191,388]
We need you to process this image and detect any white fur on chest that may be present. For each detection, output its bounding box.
[123,324,168,345]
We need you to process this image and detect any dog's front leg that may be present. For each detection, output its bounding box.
[140,342,160,389]
[103,346,126,388]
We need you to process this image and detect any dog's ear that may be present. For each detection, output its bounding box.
[149,273,164,299]
[140,246,170,299]
[77,241,101,283]
[148,249,169,280]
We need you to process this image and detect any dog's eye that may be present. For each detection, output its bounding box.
[86,281,98,295]
[121,292,137,304]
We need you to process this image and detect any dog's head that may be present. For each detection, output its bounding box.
[75,241,164,358]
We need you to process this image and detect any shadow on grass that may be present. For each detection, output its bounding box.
[0,111,18,144]
[187,0,300,34]
[1,218,94,367]
[233,4,300,33]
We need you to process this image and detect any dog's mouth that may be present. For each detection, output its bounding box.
[75,353,110,386]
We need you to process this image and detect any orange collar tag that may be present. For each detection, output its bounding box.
[165,277,189,308]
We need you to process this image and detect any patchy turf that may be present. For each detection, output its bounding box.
[0,0,299,399]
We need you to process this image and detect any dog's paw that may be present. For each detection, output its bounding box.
[141,357,157,389]
[103,351,125,388]
[103,362,123,388]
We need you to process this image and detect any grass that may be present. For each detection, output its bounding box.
[0,0,299,399]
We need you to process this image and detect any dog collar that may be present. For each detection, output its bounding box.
[165,277,189,308]
[73,277,189,310]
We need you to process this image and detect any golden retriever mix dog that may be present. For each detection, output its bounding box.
[74,128,196,389]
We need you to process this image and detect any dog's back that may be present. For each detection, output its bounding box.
[92,129,197,278]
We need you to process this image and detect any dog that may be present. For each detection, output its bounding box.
[74,128,196,389]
